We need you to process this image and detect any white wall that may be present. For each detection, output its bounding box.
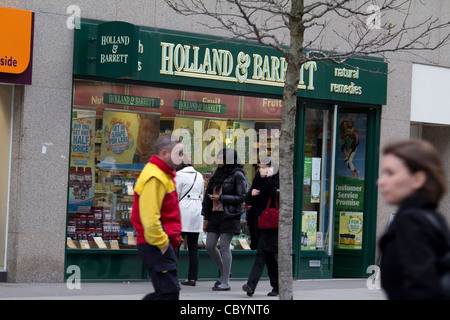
[411,64,450,125]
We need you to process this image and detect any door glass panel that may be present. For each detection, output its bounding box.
[334,111,367,250]
[301,108,333,252]
[0,84,12,271]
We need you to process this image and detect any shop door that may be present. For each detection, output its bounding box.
[295,103,337,279]
[332,107,379,278]
[0,84,13,275]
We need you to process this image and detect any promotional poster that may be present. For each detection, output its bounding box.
[69,109,96,212]
[100,109,159,170]
[335,112,367,249]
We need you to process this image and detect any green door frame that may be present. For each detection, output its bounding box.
[293,102,381,279]
[292,101,305,279]
[332,106,381,278]
[294,101,336,279]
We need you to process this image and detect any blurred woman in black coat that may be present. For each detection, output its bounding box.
[243,156,279,297]
[202,148,246,291]
[378,140,449,300]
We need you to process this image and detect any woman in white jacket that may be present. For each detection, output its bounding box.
[175,158,204,286]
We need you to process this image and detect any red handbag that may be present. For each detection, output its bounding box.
[258,196,279,229]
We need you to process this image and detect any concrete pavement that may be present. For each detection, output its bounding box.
[0,279,386,300]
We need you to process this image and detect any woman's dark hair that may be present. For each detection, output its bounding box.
[383,139,447,205]
[175,155,193,172]
[208,148,244,189]
[219,148,242,166]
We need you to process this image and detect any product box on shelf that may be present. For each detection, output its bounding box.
[67,203,136,249]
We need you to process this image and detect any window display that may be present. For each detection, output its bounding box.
[66,80,281,251]
[301,108,333,252]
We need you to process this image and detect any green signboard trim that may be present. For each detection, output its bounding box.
[74,18,388,106]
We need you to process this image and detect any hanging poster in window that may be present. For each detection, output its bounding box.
[204,119,228,163]
[303,157,312,205]
[231,121,256,165]
[311,157,321,203]
[99,109,160,170]
[69,109,96,212]
[301,211,317,250]
[311,157,321,181]
[304,157,312,186]
[338,212,363,249]
[335,112,367,249]
[173,116,205,166]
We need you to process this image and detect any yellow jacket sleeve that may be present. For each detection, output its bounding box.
[139,177,169,249]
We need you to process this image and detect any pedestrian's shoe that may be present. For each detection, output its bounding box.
[242,283,254,297]
[267,290,278,297]
[212,284,230,291]
[181,279,196,286]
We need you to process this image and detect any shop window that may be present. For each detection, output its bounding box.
[301,108,334,252]
[66,80,281,251]
[300,107,368,252]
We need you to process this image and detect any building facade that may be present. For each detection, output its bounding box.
[0,1,449,282]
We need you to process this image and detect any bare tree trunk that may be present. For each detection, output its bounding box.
[278,0,305,301]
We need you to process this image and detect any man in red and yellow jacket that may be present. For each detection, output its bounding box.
[131,134,183,300]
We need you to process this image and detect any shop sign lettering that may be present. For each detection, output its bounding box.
[331,67,362,95]
[174,100,226,114]
[0,56,18,68]
[160,42,316,91]
[99,36,131,63]
[103,93,160,108]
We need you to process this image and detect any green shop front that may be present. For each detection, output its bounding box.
[65,19,387,281]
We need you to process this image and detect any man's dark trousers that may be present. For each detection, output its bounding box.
[137,242,180,300]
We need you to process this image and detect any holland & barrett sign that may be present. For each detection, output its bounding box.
[96,21,139,78]
[75,19,388,106]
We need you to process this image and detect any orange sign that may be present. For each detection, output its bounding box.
[0,7,33,74]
